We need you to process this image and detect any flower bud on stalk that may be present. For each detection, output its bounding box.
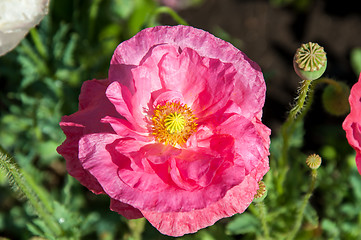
[293,42,327,81]
[322,81,350,116]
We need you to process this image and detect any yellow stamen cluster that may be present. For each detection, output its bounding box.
[151,101,197,146]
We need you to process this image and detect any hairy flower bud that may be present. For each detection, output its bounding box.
[293,42,327,80]
[322,81,350,116]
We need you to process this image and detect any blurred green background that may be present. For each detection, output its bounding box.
[1,0,361,239]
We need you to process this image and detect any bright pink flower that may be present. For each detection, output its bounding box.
[57,25,270,236]
[343,73,361,175]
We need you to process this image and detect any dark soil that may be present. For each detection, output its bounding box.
[167,0,361,148]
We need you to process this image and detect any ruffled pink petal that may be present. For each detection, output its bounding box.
[78,133,183,212]
[79,133,139,201]
[142,149,269,237]
[136,143,182,165]
[57,123,104,194]
[141,166,263,237]
[127,45,175,116]
[57,79,117,194]
[194,111,269,177]
[158,47,207,105]
[108,64,136,93]
[105,81,147,131]
[170,136,234,190]
[110,199,143,219]
[80,133,246,213]
[101,116,150,142]
[356,153,361,174]
[109,44,179,112]
[343,74,361,174]
[230,60,266,119]
[193,57,236,116]
[152,90,184,107]
[110,25,265,117]
[216,114,269,175]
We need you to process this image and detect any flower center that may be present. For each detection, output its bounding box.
[151,102,197,146]
[164,112,185,133]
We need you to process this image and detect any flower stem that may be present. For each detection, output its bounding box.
[30,28,47,59]
[280,80,312,166]
[0,147,63,237]
[318,77,343,92]
[277,79,316,194]
[151,6,189,26]
[287,170,318,240]
[88,0,102,40]
[256,201,271,240]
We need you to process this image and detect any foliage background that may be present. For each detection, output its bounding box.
[1,0,361,239]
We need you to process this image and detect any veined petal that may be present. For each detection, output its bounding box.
[110,199,143,219]
[343,74,361,174]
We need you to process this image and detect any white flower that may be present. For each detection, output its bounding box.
[0,0,49,56]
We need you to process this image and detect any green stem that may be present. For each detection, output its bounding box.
[21,170,53,214]
[256,201,271,240]
[88,0,102,40]
[0,148,63,237]
[290,80,312,119]
[280,80,312,167]
[151,6,189,26]
[287,170,318,240]
[318,77,343,92]
[277,79,317,194]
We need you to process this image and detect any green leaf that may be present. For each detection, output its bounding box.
[350,173,361,200]
[340,204,359,218]
[63,33,79,67]
[226,213,260,235]
[35,141,59,163]
[127,0,156,37]
[289,119,304,148]
[321,219,340,238]
[53,23,70,60]
[304,204,319,227]
[111,0,135,19]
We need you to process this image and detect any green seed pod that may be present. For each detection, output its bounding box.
[322,81,350,116]
[253,181,267,202]
[306,154,322,170]
[293,42,327,80]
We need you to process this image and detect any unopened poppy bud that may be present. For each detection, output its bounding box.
[293,42,327,80]
[322,81,350,116]
[253,181,267,202]
[306,154,322,170]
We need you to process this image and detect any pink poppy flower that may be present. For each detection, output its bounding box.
[343,73,361,175]
[57,25,270,236]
